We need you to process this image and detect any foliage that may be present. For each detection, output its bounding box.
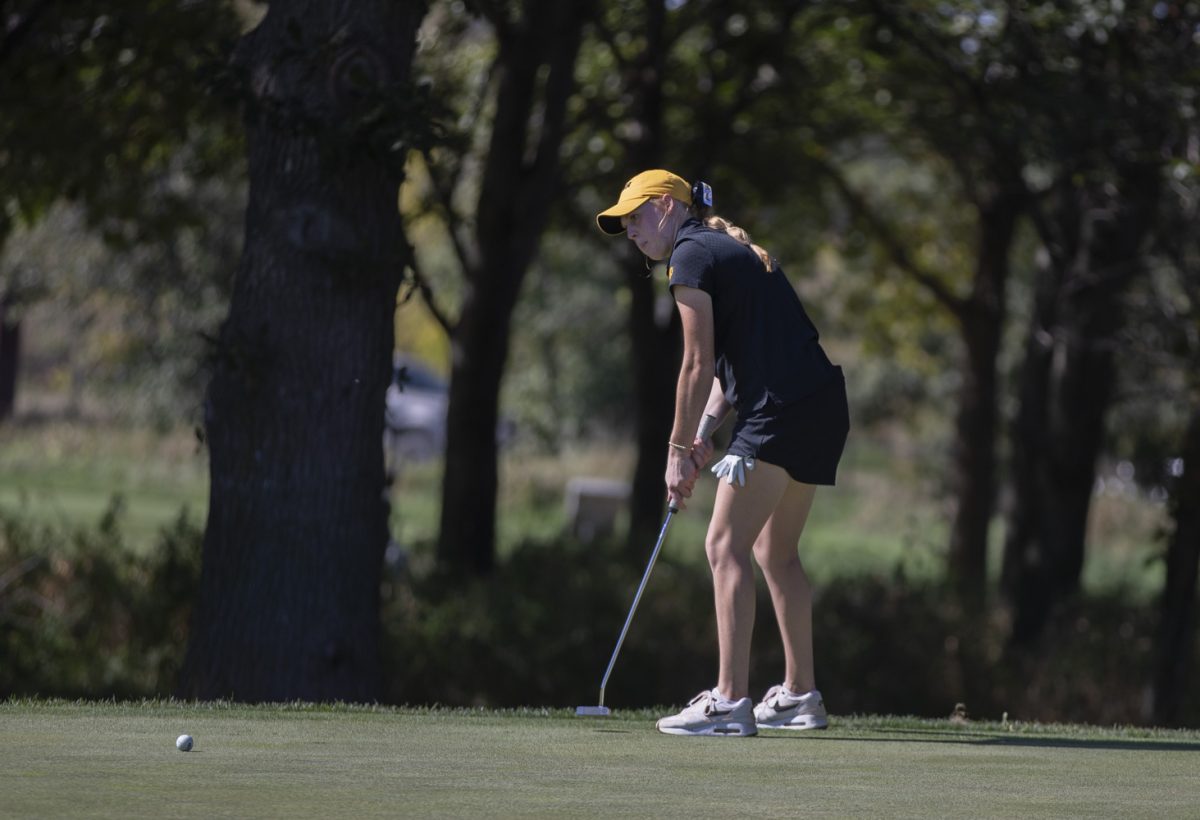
[1,0,247,421]
[0,499,202,698]
[4,186,242,423]
[2,0,1198,721]
[382,535,714,707]
[502,236,632,446]
[1109,97,1200,483]
[0,0,243,244]
[381,533,1198,726]
[0,486,1192,725]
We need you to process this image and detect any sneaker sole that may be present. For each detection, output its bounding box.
[755,716,829,730]
[657,722,758,737]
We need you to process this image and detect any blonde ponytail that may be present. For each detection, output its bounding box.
[689,203,774,272]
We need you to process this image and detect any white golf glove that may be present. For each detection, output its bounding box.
[711,454,755,486]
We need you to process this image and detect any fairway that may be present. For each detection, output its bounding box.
[3,702,1199,818]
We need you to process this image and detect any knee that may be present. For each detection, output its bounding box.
[706,533,751,574]
[754,541,805,578]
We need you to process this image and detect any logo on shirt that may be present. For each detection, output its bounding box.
[667,266,674,280]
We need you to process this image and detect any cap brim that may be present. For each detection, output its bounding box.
[595,197,647,235]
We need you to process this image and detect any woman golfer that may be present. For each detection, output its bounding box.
[596,169,849,737]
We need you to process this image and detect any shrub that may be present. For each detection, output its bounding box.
[381,537,717,708]
[4,509,1194,728]
[382,538,1198,726]
[0,498,202,697]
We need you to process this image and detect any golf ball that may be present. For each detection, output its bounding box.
[176,734,194,752]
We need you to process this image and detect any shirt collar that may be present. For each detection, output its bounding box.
[665,217,704,277]
[673,217,704,247]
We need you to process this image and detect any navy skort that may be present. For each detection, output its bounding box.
[727,368,850,486]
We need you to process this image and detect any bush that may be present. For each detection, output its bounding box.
[381,537,717,708]
[382,538,1198,726]
[810,576,1170,724]
[4,510,1194,728]
[0,497,202,698]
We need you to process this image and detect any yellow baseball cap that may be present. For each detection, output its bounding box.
[596,169,692,235]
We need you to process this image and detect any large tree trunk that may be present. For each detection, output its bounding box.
[1002,168,1160,644]
[1152,406,1200,725]
[437,0,592,575]
[946,194,1019,605]
[180,0,424,701]
[0,290,19,420]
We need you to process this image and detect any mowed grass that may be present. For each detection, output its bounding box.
[3,701,1199,819]
[0,422,208,552]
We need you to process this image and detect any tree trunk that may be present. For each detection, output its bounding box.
[437,0,592,575]
[946,194,1019,605]
[1002,293,1117,643]
[1003,168,1161,644]
[0,290,19,420]
[439,266,518,575]
[180,0,424,701]
[625,265,681,552]
[1152,406,1200,725]
[1001,251,1059,639]
[622,0,680,554]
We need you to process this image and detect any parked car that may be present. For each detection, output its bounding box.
[384,353,517,464]
[385,354,448,462]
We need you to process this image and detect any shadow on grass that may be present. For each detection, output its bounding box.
[773,727,1200,753]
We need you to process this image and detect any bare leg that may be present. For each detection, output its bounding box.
[706,461,792,700]
[752,481,818,694]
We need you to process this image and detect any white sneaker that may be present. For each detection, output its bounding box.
[656,688,757,737]
[753,685,829,730]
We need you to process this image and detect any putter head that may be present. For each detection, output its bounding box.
[575,705,611,717]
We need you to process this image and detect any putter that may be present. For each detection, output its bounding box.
[576,501,678,717]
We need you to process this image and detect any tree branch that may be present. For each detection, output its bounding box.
[461,52,499,142]
[528,4,589,197]
[810,149,966,314]
[420,146,480,275]
[402,251,455,336]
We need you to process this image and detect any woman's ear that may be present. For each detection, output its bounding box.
[653,194,672,229]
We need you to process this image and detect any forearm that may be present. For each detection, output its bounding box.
[698,378,731,440]
[664,285,714,509]
[670,357,714,449]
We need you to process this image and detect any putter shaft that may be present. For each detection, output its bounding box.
[596,504,676,708]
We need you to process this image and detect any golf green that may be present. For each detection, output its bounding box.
[3,701,1199,818]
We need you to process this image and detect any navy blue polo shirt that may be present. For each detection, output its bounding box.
[667,218,837,415]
